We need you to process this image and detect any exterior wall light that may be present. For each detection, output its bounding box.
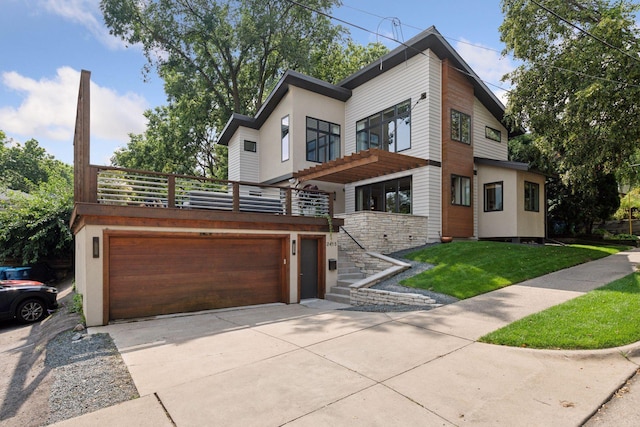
[92,236,100,258]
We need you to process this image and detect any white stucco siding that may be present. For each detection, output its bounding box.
[290,86,346,174]
[259,91,294,182]
[473,98,508,161]
[477,165,518,238]
[344,51,436,160]
[74,226,106,327]
[228,127,260,182]
[517,171,546,238]
[75,224,338,326]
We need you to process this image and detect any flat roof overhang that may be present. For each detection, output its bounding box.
[293,149,438,184]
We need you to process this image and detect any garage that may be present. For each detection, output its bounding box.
[105,231,288,321]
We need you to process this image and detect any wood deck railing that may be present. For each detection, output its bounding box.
[80,165,333,217]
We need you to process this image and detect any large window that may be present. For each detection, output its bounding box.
[306,117,340,163]
[451,175,471,206]
[281,116,289,162]
[356,100,411,153]
[484,181,503,212]
[524,181,540,212]
[451,110,471,144]
[356,176,412,214]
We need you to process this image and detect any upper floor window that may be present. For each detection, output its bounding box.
[452,174,471,206]
[355,176,412,214]
[524,181,540,212]
[244,140,257,152]
[356,100,411,153]
[484,181,503,212]
[306,117,340,163]
[281,116,289,162]
[485,126,501,142]
[451,110,471,144]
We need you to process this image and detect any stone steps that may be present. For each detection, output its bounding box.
[324,250,367,305]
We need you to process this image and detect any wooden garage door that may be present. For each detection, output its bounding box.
[107,233,287,320]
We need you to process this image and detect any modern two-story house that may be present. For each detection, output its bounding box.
[71,26,546,326]
[218,26,546,249]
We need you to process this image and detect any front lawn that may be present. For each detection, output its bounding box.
[401,241,624,299]
[479,273,640,349]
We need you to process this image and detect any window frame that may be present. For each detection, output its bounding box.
[524,181,540,212]
[355,176,412,214]
[485,126,502,142]
[243,140,257,153]
[451,109,471,144]
[451,174,471,207]
[305,116,340,163]
[484,181,503,212]
[356,100,411,153]
[281,115,290,162]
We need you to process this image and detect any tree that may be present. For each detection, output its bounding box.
[311,40,389,84]
[500,0,640,185]
[0,132,65,193]
[102,0,344,178]
[0,149,74,264]
[509,134,620,235]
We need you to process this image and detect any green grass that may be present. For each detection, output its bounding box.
[401,241,624,299]
[479,273,640,349]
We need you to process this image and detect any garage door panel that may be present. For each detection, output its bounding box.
[108,234,286,320]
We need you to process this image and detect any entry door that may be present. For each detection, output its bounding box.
[300,238,319,299]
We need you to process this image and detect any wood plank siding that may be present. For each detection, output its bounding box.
[105,231,288,321]
[441,59,475,237]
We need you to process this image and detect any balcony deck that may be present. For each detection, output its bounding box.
[71,165,342,233]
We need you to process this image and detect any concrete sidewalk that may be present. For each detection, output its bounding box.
[53,249,640,426]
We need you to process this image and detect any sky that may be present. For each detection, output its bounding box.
[0,0,515,165]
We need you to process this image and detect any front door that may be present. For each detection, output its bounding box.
[300,238,319,299]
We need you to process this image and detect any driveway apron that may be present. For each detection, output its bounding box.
[58,249,640,426]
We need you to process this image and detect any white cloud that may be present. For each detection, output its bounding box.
[455,38,515,105]
[0,67,148,154]
[41,0,127,50]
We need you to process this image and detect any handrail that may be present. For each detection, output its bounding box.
[340,225,366,250]
[87,165,334,218]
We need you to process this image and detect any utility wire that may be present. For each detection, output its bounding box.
[283,0,512,93]
[340,0,640,90]
[286,0,639,94]
[341,2,504,55]
[529,0,640,65]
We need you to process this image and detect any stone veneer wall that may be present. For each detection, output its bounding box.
[336,212,429,254]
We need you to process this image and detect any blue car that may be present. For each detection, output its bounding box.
[0,280,58,323]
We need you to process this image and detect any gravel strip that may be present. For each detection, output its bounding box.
[341,243,459,312]
[45,330,138,425]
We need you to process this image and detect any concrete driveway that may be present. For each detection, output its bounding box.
[56,249,640,426]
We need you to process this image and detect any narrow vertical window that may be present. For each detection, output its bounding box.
[484,182,503,211]
[281,115,289,162]
[524,181,540,212]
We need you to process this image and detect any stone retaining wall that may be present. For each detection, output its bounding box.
[350,287,440,307]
